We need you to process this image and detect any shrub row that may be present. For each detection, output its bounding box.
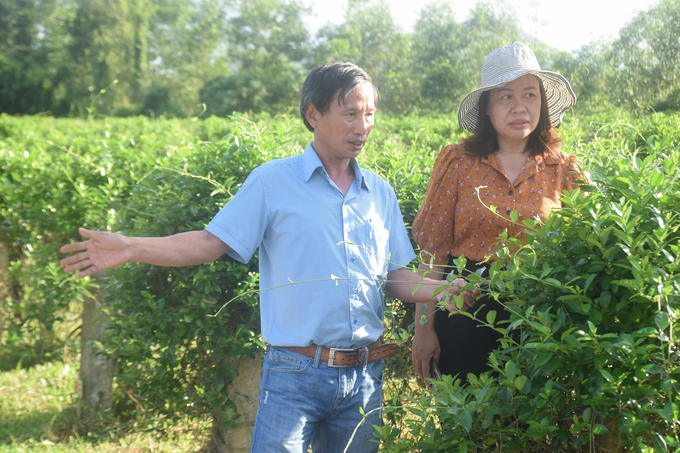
[1,112,678,450]
[379,114,680,452]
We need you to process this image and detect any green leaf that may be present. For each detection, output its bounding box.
[583,273,597,293]
[650,169,664,187]
[587,321,597,336]
[599,291,611,308]
[544,277,562,287]
[582,407,592,423]
[651,432,668,453]
[514,375,527,391]
[641,363,663,375]
[540,263,553,278]
[567,299,590,315]
[545,357,562,374]
[655,312,670,330]
[586,237,605,251]
[488,353,499,367]
[460,410,472,432]
[505,361,517,381]
[453,294,465,310]
[534,353,552,368]
[661,379,673,394]
[592,424,609,435]
[486,310,497,325]
[600,369,614,383]
[419,305,428,326]
[522,219,536,228]
[661,248,675,263]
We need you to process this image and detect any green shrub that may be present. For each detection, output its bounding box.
[101,117,303,426]
[3,112,679,449]
[377,114,680,452]
[140,86,183,118]
[0,115,200,364]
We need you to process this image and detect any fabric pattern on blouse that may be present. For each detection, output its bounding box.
[412,143,581,265]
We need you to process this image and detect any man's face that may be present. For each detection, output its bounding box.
[305,82,376,163]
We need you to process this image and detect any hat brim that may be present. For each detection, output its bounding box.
[457,70,576,133]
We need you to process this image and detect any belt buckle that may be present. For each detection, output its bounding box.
[327,348,356,367]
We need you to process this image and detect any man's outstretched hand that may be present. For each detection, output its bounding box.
[441,277,480,312]
[60,228,130,278]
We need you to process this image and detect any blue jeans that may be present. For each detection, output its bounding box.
[250,346,383,452]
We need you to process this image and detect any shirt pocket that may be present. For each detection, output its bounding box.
[349,223,391,276]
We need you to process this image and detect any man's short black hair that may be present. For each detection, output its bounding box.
[300,62,379,132]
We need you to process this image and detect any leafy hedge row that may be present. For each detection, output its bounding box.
[1,112,678,450]
[0,116,199,366]
[0,112,460,427]
[378,114,680,452]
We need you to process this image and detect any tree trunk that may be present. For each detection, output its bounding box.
[79,284,114,420]
[0,230,8,347]
[594,415,622,452]
[211,354,262,453]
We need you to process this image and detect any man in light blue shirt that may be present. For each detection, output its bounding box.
[205,140,416,349]
[61,62,453,452]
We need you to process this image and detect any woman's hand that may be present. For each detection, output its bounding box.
[412,317,441,381]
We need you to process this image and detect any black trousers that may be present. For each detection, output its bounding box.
[433,258,510,384]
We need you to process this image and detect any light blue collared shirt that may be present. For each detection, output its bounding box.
[206,143,416,348]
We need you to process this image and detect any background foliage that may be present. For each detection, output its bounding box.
[1,0,680,118]
[2,2,680,449]
[2,111,679,451]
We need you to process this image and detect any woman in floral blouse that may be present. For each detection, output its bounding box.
[411,42,581,383]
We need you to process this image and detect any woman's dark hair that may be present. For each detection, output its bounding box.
[300,62,379,132]
[461,79,563,159]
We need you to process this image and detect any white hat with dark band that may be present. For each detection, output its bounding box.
[457,42,577,132]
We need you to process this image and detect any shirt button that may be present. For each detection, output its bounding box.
[350,256,356,262]
[508,190,514,195]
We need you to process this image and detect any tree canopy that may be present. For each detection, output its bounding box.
[1,0,678,117]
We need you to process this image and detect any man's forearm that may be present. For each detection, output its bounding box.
[384,267,447,303]
[127,230,231,267]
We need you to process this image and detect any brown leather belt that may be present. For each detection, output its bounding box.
[284,340,399,368]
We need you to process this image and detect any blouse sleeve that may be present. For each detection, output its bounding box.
[412,144,461,266]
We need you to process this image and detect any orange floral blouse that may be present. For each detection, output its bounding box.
[412,143,581,265]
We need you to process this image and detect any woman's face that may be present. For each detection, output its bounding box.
[486,74,542,148]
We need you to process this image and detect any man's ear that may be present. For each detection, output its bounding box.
[305,104,320,129]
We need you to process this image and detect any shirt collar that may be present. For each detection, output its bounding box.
[302,142,371,192]
[302,142,324,182]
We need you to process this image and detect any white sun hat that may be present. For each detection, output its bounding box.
[457,42,577,132]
